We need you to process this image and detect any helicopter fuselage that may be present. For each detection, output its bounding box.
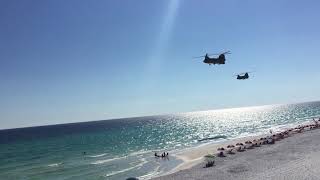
[237,73,249,80]
[203,54,226,65]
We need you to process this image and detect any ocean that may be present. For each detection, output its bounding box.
[1,101,320,179]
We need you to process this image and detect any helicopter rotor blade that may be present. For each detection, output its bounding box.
[208,51,231,56]
[192,55,205,59]
[194,50,231,59]
[221,51,231,55]
[236,71,255,76]
[233,72,241,76]
[207,53,220,56]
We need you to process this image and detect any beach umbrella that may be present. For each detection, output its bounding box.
[217,147,225,151]
[227,145,235,148]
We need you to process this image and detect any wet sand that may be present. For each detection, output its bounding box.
[153,122,320,180]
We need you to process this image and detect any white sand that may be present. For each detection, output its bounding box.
[153,126,320,180]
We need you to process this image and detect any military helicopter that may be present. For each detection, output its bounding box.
[234,72,253,80]
[193,51,231,65]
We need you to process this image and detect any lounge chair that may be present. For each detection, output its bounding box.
[236,146,245,152]
[226,147,235,154]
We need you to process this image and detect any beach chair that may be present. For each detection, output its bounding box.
[217,151,226,157]
[226,145,235,154]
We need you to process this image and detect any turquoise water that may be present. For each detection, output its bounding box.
[1,102,320,179]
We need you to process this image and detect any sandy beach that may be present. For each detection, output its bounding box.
[153,122,320,180]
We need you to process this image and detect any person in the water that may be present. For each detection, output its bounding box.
[154,152,169,158]
[161,152,169,157]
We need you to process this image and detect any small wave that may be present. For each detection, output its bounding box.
[235,118,316,139]
[269,119,314,132]
[103,166,136,177]
[198,135,228,142]
[133,157,147,169]
[138,166,161,180]
[128,149,156,157]
[103,160,147,178]
[48,162,62,167]
[129,151,147,157]
[88,153,107,158]
[91,156,125,165]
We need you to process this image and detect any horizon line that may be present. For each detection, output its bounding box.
[1,100,319,131]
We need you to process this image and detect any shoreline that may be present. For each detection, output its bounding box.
[152,119,320,180]
[163,119,312,175]
[157,134,267,178]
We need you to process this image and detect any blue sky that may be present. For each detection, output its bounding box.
[1,0,320,129]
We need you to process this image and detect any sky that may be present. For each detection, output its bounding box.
[1,0,320,129]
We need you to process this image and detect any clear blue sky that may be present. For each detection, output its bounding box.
[1,0,320,129]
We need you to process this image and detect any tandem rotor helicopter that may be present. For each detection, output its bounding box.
[193,50,254,80]
[193,51,231,65]
[234,72,252,80]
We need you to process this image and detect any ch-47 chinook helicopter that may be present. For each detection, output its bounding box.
[193,51,231,65]
[234,72,254,80]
